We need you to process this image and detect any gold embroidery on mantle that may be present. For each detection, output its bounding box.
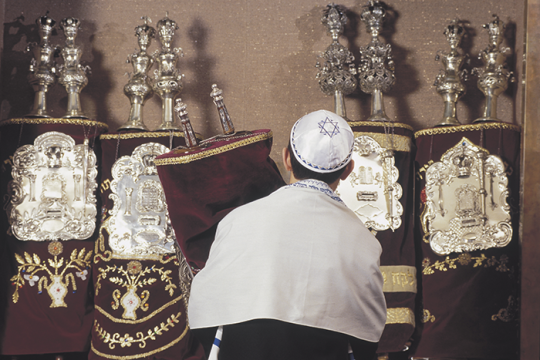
[95,263,177,320]
[93,312,183,350]
[422,309,436,323]
[380,265,417,293]
[422,253,510,275]
[91,320,189,360]
[385,307,415,326]
[95,295,183,324]
[416,160,435,181]
[491,296,518,322]
[94,221,113,263]
[10,242,92,307]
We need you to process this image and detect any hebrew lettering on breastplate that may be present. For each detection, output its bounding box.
[7,131,98,241]
[423,137,512,255]
[337,135,402,232]
[107,143,176,258]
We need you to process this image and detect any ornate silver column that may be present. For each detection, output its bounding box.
[315,4,357,119]
[433,19,468,127]
[119,17,156,131]
[472,15,513,123]
[26,14,58,118]
[153,13,184,131]
[358,0,395,122]
[58,17,90,119]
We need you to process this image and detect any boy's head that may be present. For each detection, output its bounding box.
[284,110,355,185]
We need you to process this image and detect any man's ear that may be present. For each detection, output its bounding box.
[340,159,355,180]
[282,147,293,172]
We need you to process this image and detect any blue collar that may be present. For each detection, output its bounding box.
[285,179,343,204]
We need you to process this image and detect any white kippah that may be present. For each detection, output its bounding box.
[290,110,354,173]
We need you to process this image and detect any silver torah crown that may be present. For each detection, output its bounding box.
[58,17,90,119]
[472,15,514,123]
[119,16,156,131]
[153,12,184,131]
[433,19,468,127]
[358,0,395,122]
[316,3,357,120]
[26,13,59,118]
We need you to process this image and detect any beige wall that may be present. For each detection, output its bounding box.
[0,0,525,175]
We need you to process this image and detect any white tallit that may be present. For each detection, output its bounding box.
[188,179,387,343]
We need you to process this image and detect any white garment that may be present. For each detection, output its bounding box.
[188,179,387,343]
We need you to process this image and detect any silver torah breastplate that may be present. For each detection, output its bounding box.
[8,131,98,241]
[107,142,176,258]
[424,137,512,255]
[337,135,403,232]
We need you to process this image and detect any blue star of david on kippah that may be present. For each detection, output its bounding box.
[318,117,340,138]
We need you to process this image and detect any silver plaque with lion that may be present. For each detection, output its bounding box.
[105,143,176,258]
[7,131,97,240]
[423,137,512,255]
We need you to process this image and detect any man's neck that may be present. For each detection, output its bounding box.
[289,175,339,191]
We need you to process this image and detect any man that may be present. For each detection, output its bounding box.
[188,110,387,360]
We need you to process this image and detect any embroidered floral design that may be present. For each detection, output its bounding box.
[491,296,518,322]
[127,261,142,275]
[48,241,63,256]
[422,253,509,275]
[94,313,181,349]
[96,263,177,320]
[422,309,436,323]
[10,246,92,307]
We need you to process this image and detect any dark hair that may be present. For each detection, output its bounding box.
[288,142,347,184]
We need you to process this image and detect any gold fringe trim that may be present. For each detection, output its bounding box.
[348,121,414,132]
[354,132,412,152]
[154,131,273,166]
[414,122,521,139]
[94,295,183,324]
[386,307,415,326]
[100,131,203,140]
[90,323,189,360]
[0,117,108,129]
